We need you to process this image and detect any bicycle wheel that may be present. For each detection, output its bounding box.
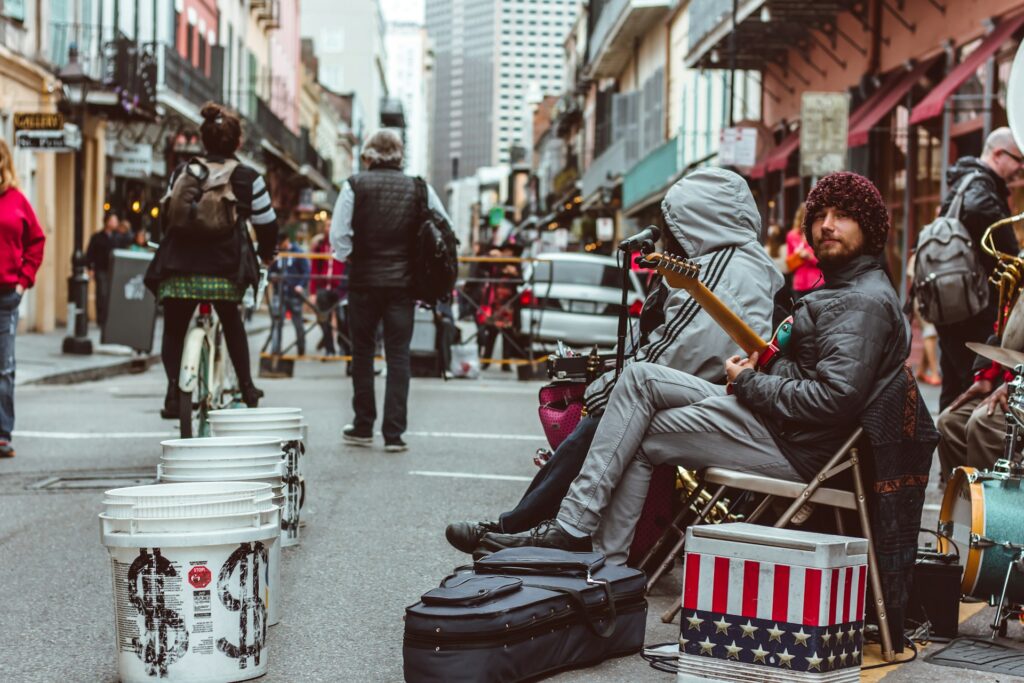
[178,343,212,438]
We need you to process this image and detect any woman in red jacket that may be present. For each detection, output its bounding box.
[0,138,46,458]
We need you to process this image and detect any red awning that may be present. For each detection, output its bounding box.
[749,132,800,179]
[909,12,1024,125]
[848,56,941,147]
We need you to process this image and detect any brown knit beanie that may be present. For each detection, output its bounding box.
[802,171,889,255]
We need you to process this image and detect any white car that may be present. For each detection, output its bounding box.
[518,252,648,349]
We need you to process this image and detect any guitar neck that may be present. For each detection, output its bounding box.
[688,281,767,355]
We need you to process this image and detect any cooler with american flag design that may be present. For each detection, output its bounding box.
[677,523,868,683]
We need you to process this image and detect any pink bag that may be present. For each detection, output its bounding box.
[538,382,586,450]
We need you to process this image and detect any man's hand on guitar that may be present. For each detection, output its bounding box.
[725,352,759,383]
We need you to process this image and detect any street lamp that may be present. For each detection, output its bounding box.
[59,44,95,355]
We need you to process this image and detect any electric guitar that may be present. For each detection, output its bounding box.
[641,252,791,369]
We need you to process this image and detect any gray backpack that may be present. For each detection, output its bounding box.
[912,171,989,325]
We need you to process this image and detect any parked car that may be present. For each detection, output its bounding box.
[517,252,647,350]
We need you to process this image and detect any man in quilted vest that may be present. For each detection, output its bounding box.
[445,168,784,554]
[479,172,910,564]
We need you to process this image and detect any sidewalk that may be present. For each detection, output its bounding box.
[14,312,274,386]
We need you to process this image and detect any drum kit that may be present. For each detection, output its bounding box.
[938,345,1024,635]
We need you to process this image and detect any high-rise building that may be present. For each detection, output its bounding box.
[426,0,577,193]
[383,0,431,178]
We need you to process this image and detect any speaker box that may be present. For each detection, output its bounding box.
[906,552,962,638]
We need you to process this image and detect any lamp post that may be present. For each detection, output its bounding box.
[59,45,94,355]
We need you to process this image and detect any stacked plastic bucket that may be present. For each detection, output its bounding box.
[208,408,306,548]
[100,482,280,683]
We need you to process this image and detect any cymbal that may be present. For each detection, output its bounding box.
[966,342,1024,369]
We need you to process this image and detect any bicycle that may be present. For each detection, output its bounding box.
[176,301,241,438]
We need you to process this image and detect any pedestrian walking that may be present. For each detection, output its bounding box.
[785,203,823,299]
[129,228,151,252]
[330,129,451,452]
[86,212,120,326]
[269,232,311,357]
[0,138,46,458]
[936,127,1022,409]
[144,102,279,418]
[115,218,134,249]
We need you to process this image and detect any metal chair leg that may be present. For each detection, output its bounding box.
[637,482,705,576]
[833,507,846,535]
[662,594,683,623]
[745,494,775,523]
[645,485,726,592]
[850,447,895,662]
[776,428,863,527]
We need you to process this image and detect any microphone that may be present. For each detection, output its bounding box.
[618,225,662,251]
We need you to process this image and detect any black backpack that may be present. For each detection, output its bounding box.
[411,177,459,303]
[912,171,989,325]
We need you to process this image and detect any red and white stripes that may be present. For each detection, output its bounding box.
[682,552,867,626]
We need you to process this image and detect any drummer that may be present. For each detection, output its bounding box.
[937,298,1024,479]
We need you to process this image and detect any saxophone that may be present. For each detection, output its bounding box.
[982,212,1024,335]
[677,467,739,524]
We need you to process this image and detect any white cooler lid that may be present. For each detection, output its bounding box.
[685,522,867,568]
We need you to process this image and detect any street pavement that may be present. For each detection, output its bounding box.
[2,337,1024,681]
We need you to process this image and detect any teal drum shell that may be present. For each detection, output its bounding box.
[973,476,1024,603]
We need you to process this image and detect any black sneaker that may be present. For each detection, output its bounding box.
[342,425,373,446]
[478,519,592,554]
[384,438,408,453]
[0,441,14,458]
[445,520,501,553]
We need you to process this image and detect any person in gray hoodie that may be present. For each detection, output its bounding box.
[446,167,784,555]
[479,171,908,565]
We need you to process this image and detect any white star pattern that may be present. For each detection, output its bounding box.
[739,620,759,639]
[847,625,858,642]
[821,630,833,646]
[685,614,704,631]
[792,627,811,647]
[851,646,861,662]
[827,653,837,669]
[767,624,785,643]
[713,616,731,634]
[679,635,688,648]
[751,645,770,664]
[838,648,848,665]
[724,640,742,660]
[777,648,795,668]
[806,651,824,671]
[698,637,716,655]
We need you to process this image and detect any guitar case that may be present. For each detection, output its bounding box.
[403,548,647,683]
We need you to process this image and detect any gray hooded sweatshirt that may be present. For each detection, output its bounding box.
[584,167,784,414]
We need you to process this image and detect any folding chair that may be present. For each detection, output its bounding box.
[636,427,898,662]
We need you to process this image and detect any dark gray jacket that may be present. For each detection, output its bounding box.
[941,157,1014,275]
[348,168,420,290]
[732,255,909,481]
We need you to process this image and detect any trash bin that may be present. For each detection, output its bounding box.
[101,249,157,352]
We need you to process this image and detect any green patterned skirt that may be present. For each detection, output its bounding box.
[158,274,245,303]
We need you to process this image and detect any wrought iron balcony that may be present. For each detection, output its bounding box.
[255,96,301,163]
[161,44,222,109]
[586,0,669,79]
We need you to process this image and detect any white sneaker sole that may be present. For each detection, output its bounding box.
[342,434,373,446]
[384,444,408,453]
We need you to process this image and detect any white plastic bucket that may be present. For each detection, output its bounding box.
[158,464,284,479]
[160,436,284,458]
[208,408,305,547]
[159,453,284,467]
[101,485,280,682]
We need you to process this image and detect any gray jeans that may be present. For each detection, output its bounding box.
[557,363,799,564]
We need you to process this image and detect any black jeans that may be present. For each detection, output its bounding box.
[161,298,254,390]
[95,269,112,327]
[499,416,600,533]
[271,291,306,356]
[349,288,415,441]
[936,307,995,410]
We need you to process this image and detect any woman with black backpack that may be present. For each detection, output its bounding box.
[145,102,279,418]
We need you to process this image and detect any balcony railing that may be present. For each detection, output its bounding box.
[300,128,333,182]
[581,138,625,201]
[162,44,222,109]
[48,22,112,82]
[585,0,669,78]
[256,97,301,162]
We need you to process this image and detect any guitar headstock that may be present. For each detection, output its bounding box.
[643,253,701,291]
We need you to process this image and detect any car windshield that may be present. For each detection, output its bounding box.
[530,260,620,288]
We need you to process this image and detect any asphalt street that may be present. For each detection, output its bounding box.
[1,351,1023,682]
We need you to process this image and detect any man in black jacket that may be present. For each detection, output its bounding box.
[330,130,450,452]
[935,127,1022,409]
[479,172,910,563]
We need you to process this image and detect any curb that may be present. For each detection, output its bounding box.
[24,354,161,386]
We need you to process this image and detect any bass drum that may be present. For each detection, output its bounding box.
[939,466,1024,603]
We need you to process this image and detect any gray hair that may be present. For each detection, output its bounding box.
[360,129,404,169]
[983,126,1019,156]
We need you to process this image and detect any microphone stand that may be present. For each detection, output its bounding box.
[615,240,655,379]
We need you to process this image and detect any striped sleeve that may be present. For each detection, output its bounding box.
[250,175,277,226]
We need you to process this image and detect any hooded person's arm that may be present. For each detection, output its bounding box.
[731,293,896,425]
[962,176,1014,253]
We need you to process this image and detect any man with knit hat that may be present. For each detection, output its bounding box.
[479,171,910,564]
